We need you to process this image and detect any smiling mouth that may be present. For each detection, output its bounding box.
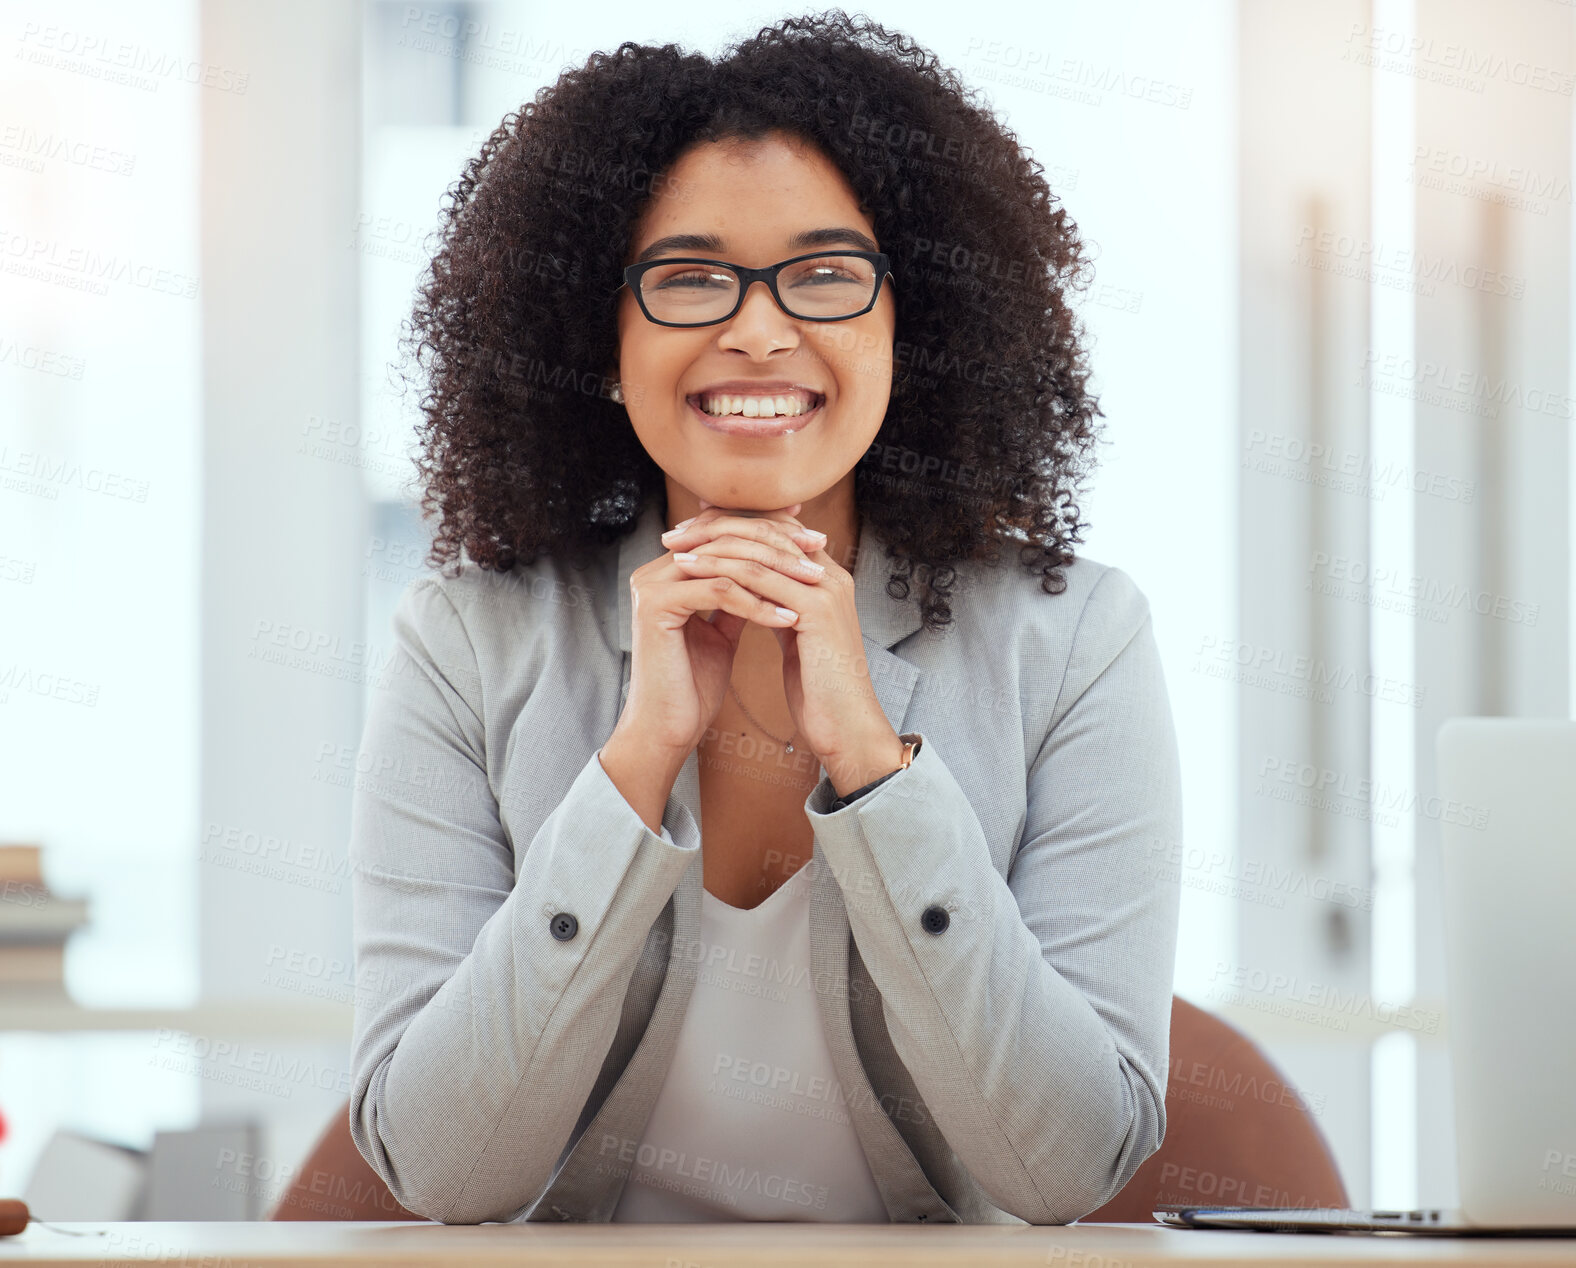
[685,392,826,436]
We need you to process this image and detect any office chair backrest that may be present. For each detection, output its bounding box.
[1079,995,1348,1221]
[268,1108,425,1222]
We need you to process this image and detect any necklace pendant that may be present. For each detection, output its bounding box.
[785,742,794,753]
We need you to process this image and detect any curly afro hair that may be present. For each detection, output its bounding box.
[396,8,1106,634]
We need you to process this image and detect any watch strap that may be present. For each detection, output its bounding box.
[828,733,922,811]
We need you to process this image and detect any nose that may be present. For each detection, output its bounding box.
[717,277,799,354]
[739,275,788,317]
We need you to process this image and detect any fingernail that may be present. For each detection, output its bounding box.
[774,606,798,622]
[801,529,827,544]
[674,551,698,562]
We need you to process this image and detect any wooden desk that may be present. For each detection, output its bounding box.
[2,1221,1574,1266]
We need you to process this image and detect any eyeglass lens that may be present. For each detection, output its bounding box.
[638,255,878,323]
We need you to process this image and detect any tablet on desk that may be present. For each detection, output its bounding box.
[1152,723,1576,1243]
[1152,1204,1576,1237]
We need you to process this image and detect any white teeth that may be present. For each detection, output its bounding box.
[698,392,818,417]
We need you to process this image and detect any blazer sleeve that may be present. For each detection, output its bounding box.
[346,576,700,1224]
[804,564,1183,1224]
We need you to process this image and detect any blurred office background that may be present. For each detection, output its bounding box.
[1,0,1570,1219]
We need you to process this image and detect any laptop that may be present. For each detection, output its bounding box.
[1155,718,1576,1236]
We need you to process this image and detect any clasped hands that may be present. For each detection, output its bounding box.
[660,499,907,797]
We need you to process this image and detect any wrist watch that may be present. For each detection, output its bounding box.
[828,733,923,812]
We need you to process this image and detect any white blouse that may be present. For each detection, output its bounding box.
[609,858,889,1222]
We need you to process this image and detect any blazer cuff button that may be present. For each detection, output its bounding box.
[550,912,579,941]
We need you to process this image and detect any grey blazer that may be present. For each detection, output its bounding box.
[347,493,1183,1225]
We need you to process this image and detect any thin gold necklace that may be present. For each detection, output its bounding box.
[728,682,798,753]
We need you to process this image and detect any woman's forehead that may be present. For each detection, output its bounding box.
[629,138,875,257]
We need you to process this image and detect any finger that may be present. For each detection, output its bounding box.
[664,513,819,557]
[675,534,827,582]
[733,508,820,555]
[756,503,821,543]
[670,552,818,613]
[662,575,799,628]
[758,503,815,539]
[661,513,819,557]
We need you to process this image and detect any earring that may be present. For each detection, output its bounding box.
[610,381,624,404]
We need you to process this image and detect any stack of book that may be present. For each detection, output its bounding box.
[0,843,90,998]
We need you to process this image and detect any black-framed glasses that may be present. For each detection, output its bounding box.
[618,250,893,327]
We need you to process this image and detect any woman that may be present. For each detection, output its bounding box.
[348,11,1182,1227]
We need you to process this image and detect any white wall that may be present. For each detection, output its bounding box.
[195,0,368,1175]
[0,0,203,1187]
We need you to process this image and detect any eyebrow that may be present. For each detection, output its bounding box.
[632,226,879,265]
